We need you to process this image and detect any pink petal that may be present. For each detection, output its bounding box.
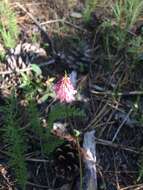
[54,76,77,103]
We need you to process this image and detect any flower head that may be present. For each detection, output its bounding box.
[54,74,77,103]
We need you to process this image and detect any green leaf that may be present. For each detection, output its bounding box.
[38,94,49,103]
[73,129,80,137]
[20,73,31,88]
[31,64,42,75]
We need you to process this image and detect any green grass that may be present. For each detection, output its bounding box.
[0,1,19,48]
[100,0,143,58]
[83,0,98,23]
[2,93,27,189]
[112,0,143,29]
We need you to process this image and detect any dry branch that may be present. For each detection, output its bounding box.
[82,130,97,190]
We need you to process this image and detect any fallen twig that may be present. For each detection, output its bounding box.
[120,183,143,190]
[91,90,143,96]
[40,19,65,25]
[80,130,97,190]
[95,137,140,154]
[40,18,87,32]
[14,2,55,54]
[112,109,133,142]
[64,20,87,32]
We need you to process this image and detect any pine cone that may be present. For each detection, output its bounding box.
[52,143,80,182]
[1,42,47,89]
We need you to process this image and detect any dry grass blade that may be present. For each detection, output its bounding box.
[112,109,133,142]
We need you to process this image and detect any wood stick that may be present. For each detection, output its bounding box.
[91,89,143,96]
[82,130,97,190]
[95,137,140,154]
